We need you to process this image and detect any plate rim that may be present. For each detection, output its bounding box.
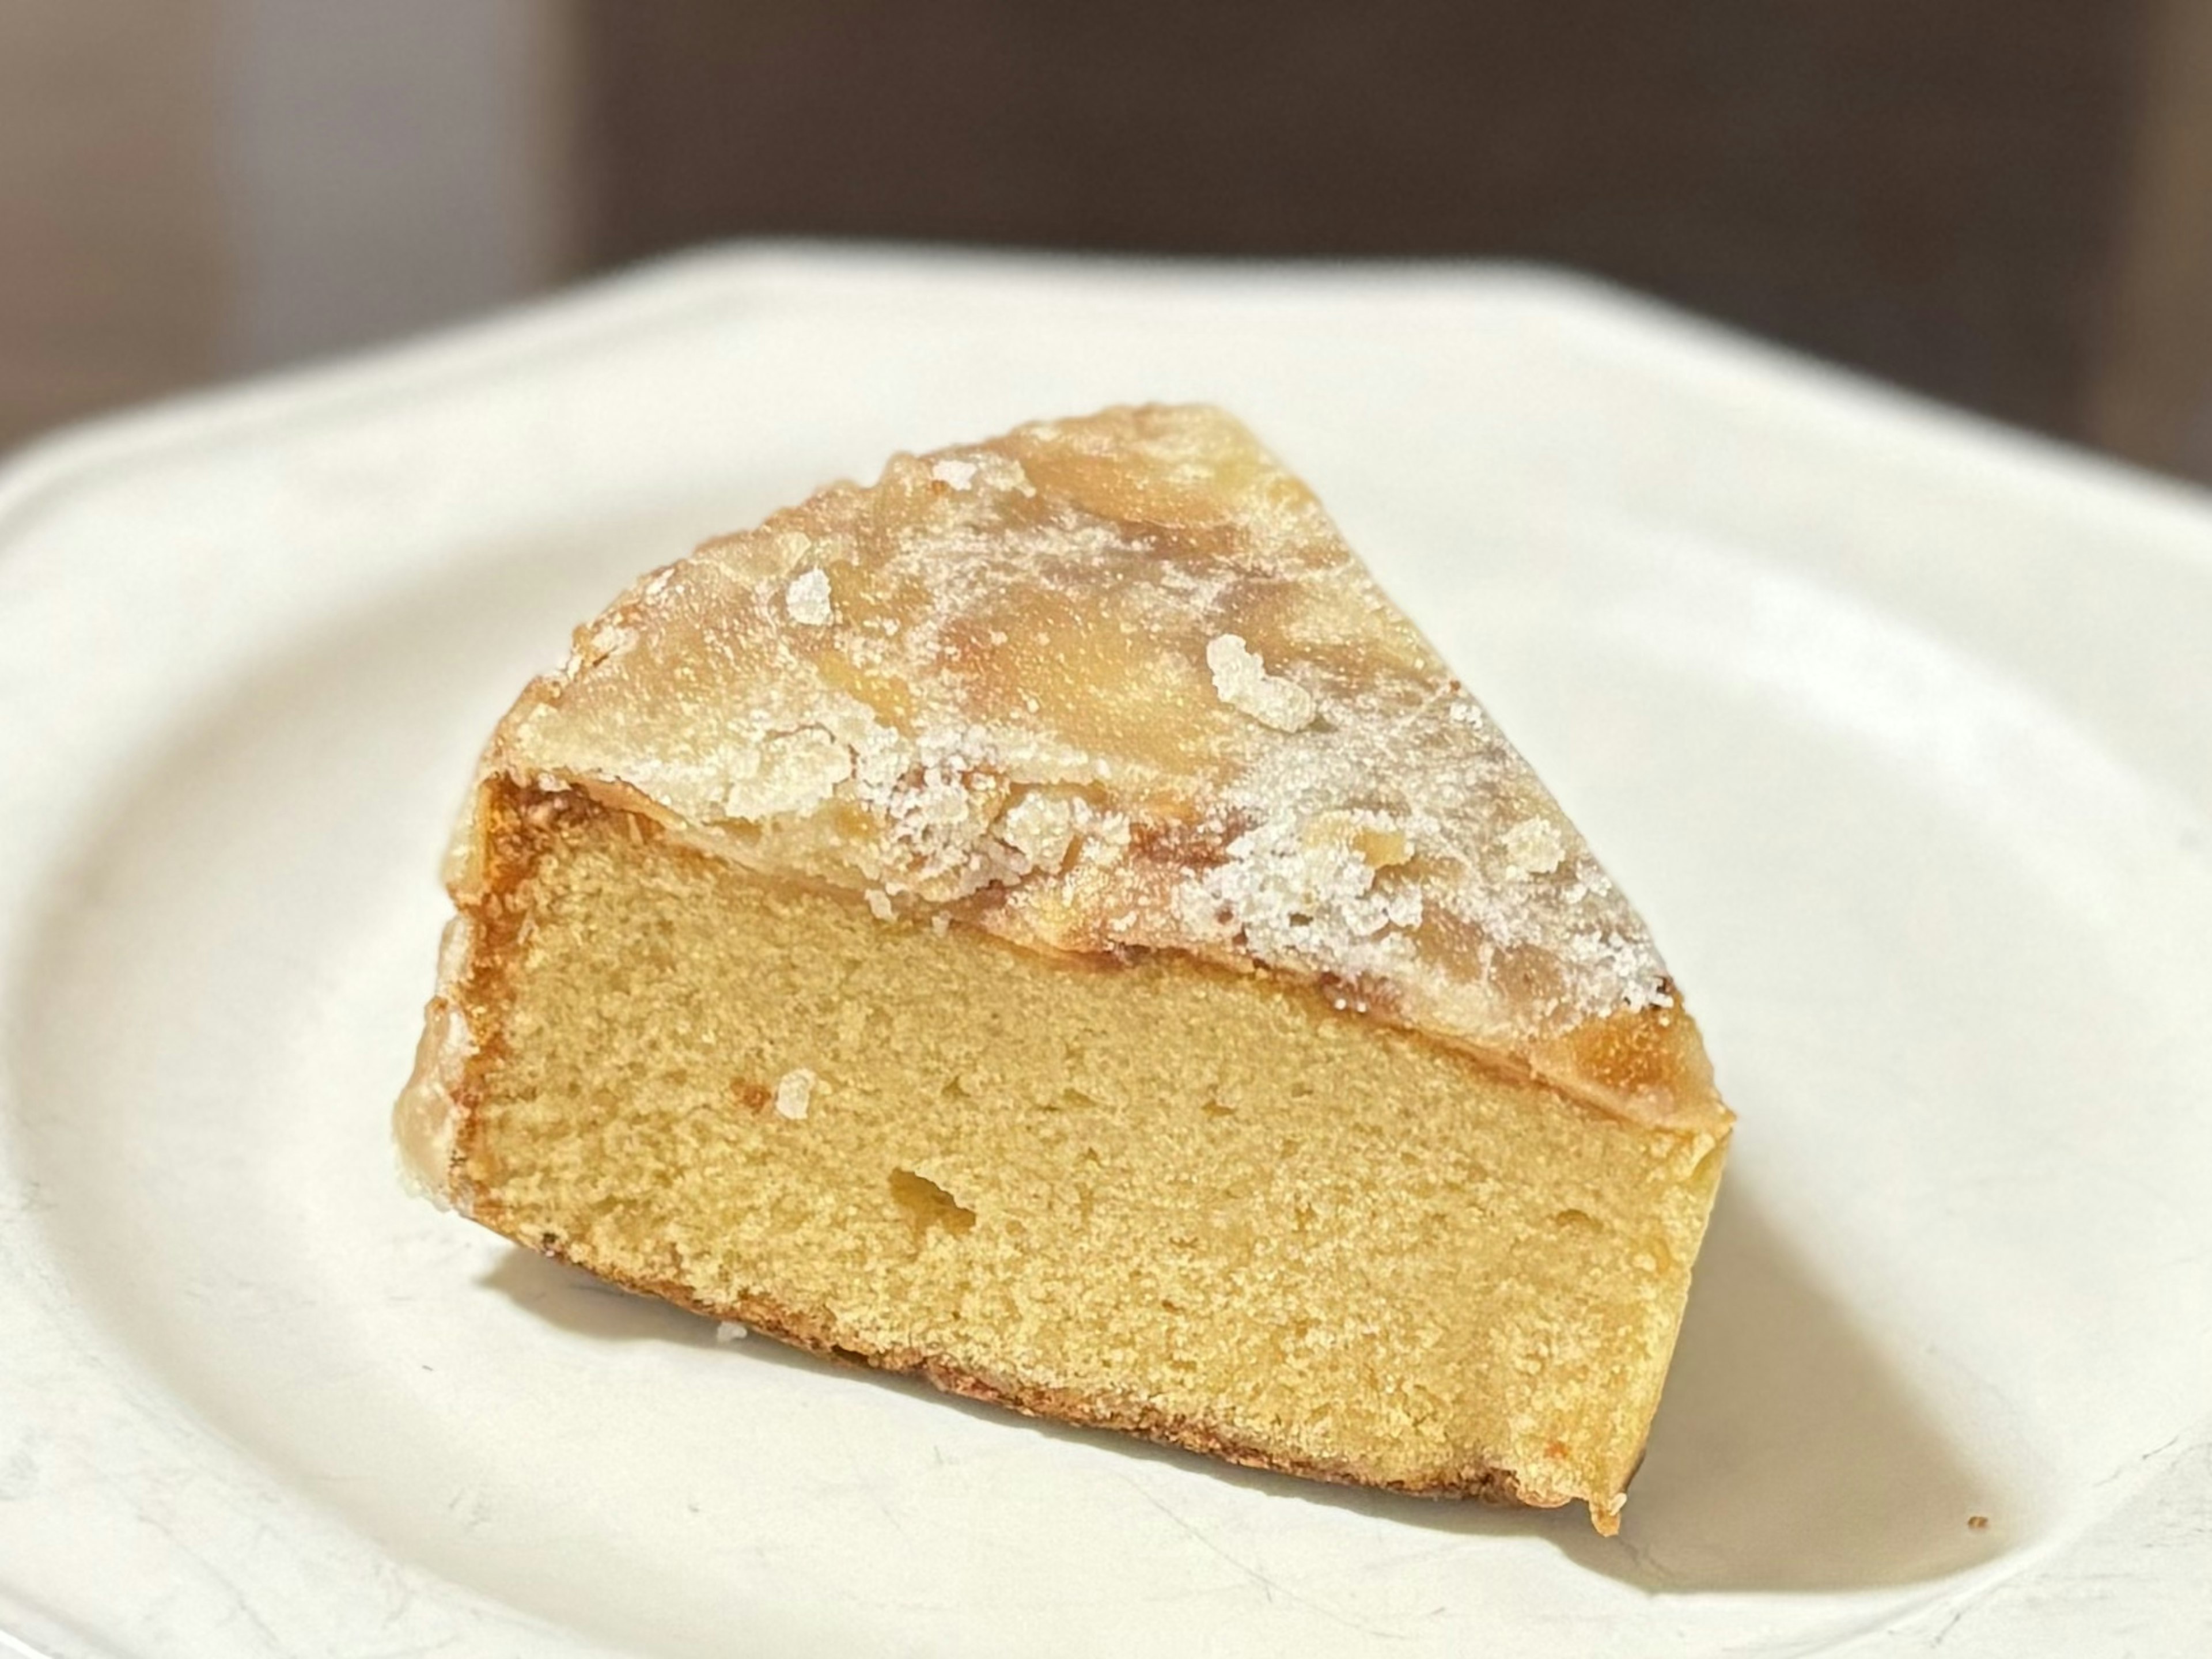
[2,243,2208,1658]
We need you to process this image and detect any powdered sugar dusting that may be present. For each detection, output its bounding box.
[1207,634,1317,732]
[1503,816,1566,876]
[785,567,834,626]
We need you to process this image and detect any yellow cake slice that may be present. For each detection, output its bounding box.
[395,404,1730,1533]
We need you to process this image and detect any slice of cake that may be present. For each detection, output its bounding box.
[396,404,1730,1533]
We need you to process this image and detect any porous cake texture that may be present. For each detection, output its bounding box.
[397,404,1731,1532]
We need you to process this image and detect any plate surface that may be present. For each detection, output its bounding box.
[3,248,2209,1657]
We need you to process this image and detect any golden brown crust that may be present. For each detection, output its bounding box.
[396,778,559,1206]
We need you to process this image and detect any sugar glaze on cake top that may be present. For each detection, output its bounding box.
[454,404,1726,1132]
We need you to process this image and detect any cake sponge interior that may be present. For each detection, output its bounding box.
[452,779,1725,1527]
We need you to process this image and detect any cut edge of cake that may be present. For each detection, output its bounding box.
[395,403,1733,1536]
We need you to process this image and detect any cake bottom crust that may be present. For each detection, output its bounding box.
[532,1235,1550,1512]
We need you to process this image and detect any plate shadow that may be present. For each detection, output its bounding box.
[1595,1183,2014,1589]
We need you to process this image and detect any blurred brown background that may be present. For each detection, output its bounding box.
[7,0,2212,476]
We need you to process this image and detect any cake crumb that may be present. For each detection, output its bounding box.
[1967,1514,1990,1531]
[1206,633,1316,732]
[865,888,895,922]
[774,1069,817,1119]
[930,456,978,490]
[715,1321,749,1342]
[785,567,834,626]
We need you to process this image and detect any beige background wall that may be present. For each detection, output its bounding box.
[2089,0,2212,479]
[0,2,226,442]
[4,1,2210,480]
[0,0,573,449]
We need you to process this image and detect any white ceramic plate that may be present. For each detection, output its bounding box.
[3,248,2209,1657]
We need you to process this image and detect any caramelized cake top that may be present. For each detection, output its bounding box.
[452,405,1726,1133]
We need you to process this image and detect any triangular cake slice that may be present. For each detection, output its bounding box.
[397,404,1730,1533]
